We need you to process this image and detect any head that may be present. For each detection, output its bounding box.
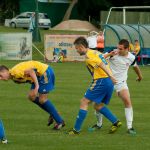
[32,12,35,17]
[99,31,103,36]
[0,65,10,81]
[134,40,139,46]
[118,39,129,56]
[74,37,88,55]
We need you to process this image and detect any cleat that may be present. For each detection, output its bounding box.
[1,139,8,144]
[88,124,102,132]
[47,115,54,126]
[127,128,136,135]
[109,120,122,134]
[53,121,65,130]
[67,129,80,135]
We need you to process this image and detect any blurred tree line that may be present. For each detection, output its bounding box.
[0,0,150,25]
[0,0,19,24]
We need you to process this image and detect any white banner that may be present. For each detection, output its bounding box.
[44,34,86,62]
[0,33,32,60]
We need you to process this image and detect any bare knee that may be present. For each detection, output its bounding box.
[80,98,90,110]
[94,103,104,111]
[39,94,48,104]
[118,90,132,107]
[28,94,36,101]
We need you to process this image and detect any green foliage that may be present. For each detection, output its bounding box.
[0,0,19,23]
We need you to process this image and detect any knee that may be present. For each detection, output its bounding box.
[28,94,36,102]
[80,98,90,110]
[94,103,104,111]
[38,95,48,104]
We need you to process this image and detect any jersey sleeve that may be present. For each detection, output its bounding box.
[131,57,136,66]
[130,53,136,66]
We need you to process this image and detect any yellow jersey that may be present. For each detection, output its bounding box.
[9,61,48,83]
[85,50,110,79]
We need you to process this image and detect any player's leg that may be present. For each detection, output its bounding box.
[39,93,64,129]
[118,89,136,134]
[28,91,64,129]
[94,78,121,133]
[0,119,7,144]
[29,66,64,129]
[68,97,90,135]
[88,110,103,131]
[94,103,121,133]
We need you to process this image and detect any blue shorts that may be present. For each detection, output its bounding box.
[31,66,55,94]
[84,77,114,104]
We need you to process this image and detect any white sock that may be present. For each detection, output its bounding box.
[95,111,103,127]
[125,107,133,129]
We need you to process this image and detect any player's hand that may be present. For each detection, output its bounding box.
[110,75,118,84]
[34,86,39,95]
[29,86,39,98]
[136,76,143,82]
[110,50,119,56]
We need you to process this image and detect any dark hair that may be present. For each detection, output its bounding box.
[0,65,9,72]
[119,39,129,49]
[74,37,88,48]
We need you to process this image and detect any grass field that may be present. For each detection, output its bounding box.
[0,26,150,149]
[0,60,150,150]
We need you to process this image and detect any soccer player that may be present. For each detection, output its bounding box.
[0,61,65,130]
[68,37,122,135]
[0,119,7,144]
[91,39,142,135]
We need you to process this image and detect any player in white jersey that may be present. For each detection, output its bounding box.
[90,39,142,135]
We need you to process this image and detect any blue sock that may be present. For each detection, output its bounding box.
[74,109,87,132]
[33,97,49,113]
[0,120,6,140]
[99,106,118,124]
[42,100,63,124]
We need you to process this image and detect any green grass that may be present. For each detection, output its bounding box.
[0,26,150,149]
[0,60,150,150]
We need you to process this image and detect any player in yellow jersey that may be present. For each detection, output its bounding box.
[68,37,122,135]
[0,61,65,130]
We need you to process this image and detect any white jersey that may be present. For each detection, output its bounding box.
[109,52,135,83]
[87,35,97,49]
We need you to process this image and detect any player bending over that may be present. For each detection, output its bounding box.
[0,61,65,130]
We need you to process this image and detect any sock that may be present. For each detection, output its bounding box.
[33,97,49,112]
[74,109,87,132]
[125,107,133,129]
[99,106,118,124]
[42,100,63,124]
[95,111,103,127]
[0,120,6,140]
[33,97,63,124]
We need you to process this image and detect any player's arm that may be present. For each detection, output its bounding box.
[103,49,118,58]
[24,69,39,90]
[99,62,117,84]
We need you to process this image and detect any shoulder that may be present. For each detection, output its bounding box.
[128,52,135,60]
[86,50,101,61]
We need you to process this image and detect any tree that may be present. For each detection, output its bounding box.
[62,0,78,21]
[0,0,19,23]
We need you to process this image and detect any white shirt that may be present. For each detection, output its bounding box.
[109,52,135,83]
[87,35,97,49]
